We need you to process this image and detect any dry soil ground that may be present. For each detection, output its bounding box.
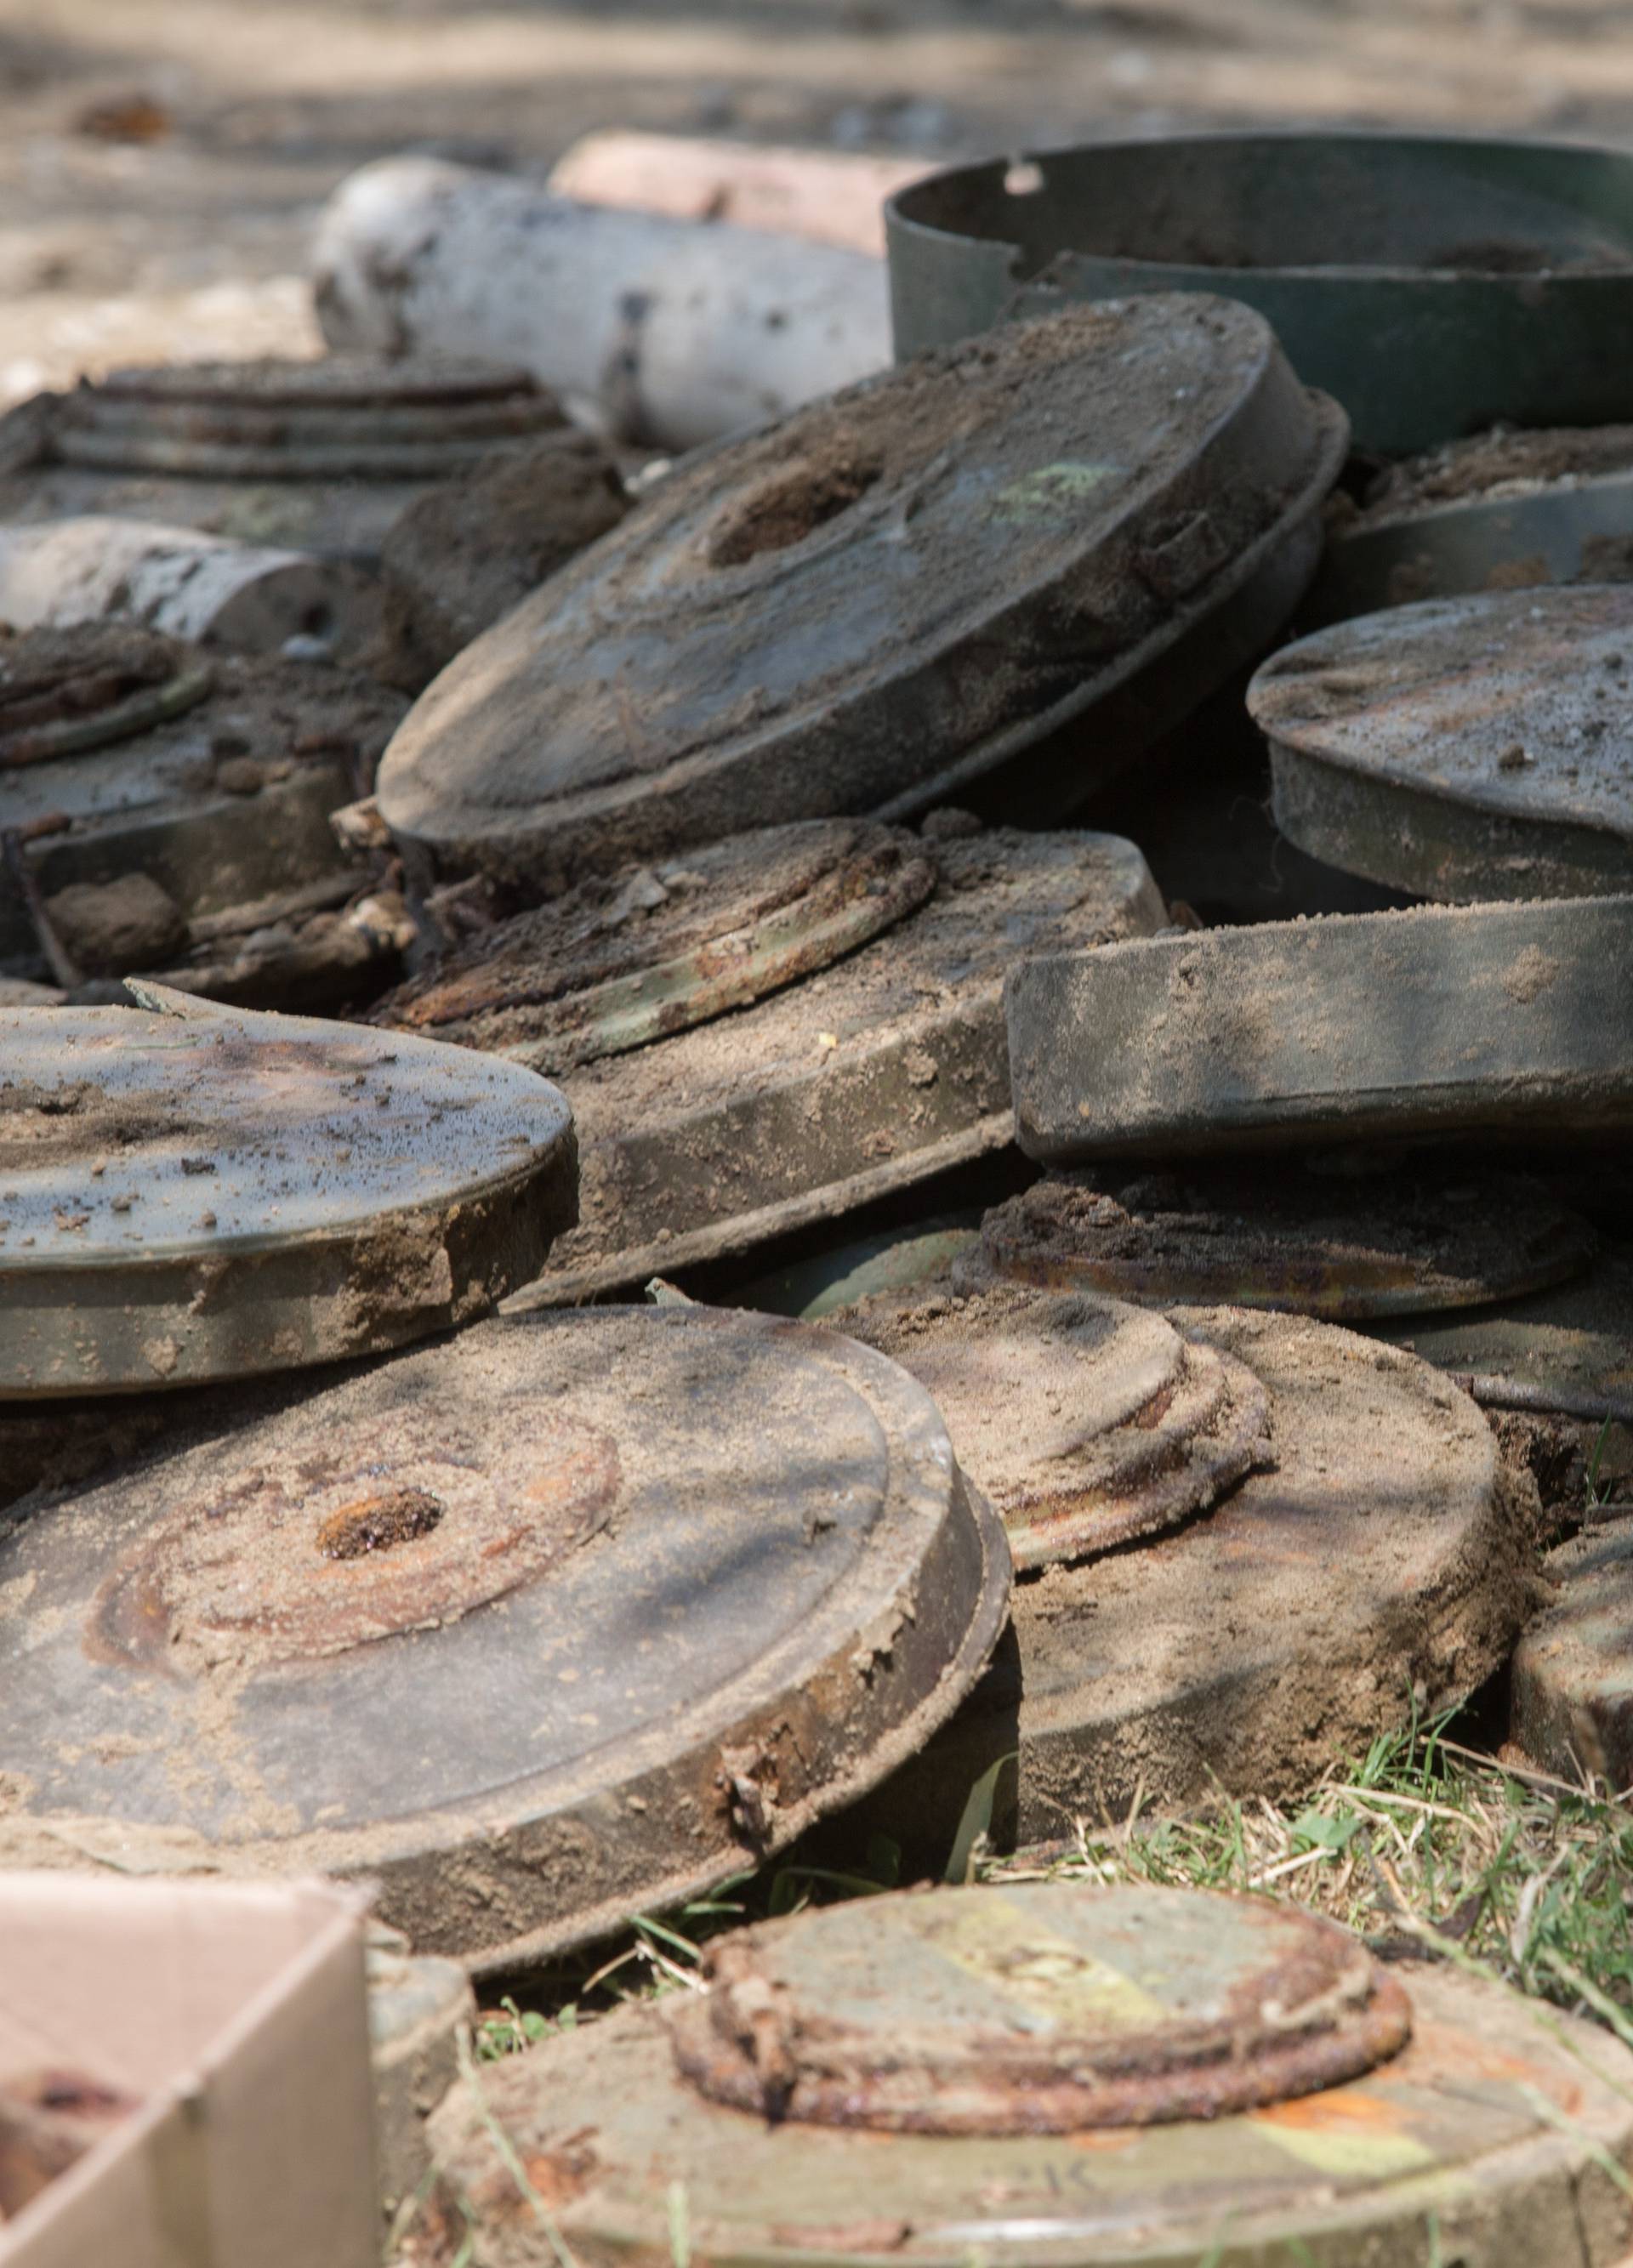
[2,0,1632,403]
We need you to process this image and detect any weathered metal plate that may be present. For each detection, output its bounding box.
[374,297,1339,888]
[0,624,407,981]
[887,131,1633,455]
[498,829,1164,1305]
[419,1941,1633,2266]
[374,821,936,1070]
[0,986,577,1394]
[0,1306,1010,1971]
[899,1307,1525,1836]
[55,355,564,478]
[1511,1513,1633,1791]
[0,357,564,560]
[1311,425,1633,623]
[839,1276,1268,1571]
[1009,897,1633,1162]
[1253,587,1633,901]
[1371,1240,1633,1424]
[977,1162,1596,1321]
[669,1884,1408,2132]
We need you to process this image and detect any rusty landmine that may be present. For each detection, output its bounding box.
[374,295,1342,890]
[1371,1238,1633,1425]
[0,1306,1009,1971]
[373,819,936,1070]
[0,356,566,564]
[53,354,565,478]
[975,1160,1597,1321]
[1511,1512,1633,1792]
[0,986,577,1395]
[0,622,213,769]
[482,827,1163,1305]
[838,1276,1269,1571]
[669,1884,1408,2132]
[420,1907,1633,2268]
[862,1305,1527,1839]
[1252,587,1633,902]
[0,621,407,994]
[1008,898,1633,1164]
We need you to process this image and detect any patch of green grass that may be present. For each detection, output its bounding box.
[983,1707,1633,2041]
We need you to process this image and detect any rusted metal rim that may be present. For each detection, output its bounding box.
[1251,585,1633,903]
[0,1308,1013,1972]
[836,1278,1270,1571]
[667,1883,1411,2132]
[90,355,546,407]
[0,632,213,770]
[0,986,578,1395]
[976,1166,1600,1321]
[58,357,563,480]
[373,822,936,1070]
[871,389,1346,827]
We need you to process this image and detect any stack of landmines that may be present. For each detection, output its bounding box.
[2,131,1633,2268]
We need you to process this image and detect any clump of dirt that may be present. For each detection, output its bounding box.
[375,433,629,691]
[44,873,185,974]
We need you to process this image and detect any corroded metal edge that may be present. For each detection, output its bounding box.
[872,390,1346,825]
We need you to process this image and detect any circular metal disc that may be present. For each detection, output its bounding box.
[1511,1513,1633,1790]
[668,1884,1408,2133]
[839,1276,1268,1571]
[1008,897,1633,1163]
[0,988,577,1394]
[0,1306,1010,1971]
[420,1946,1633,2266]
[977,1162,1597,1321]
[375,296,1334,885]
[57,355,565,480]
[1372,1241,1633,1424]
[913,1309,1524,1835]
[1253,587,1633,901]
[373,821,936,1070]
[501,828,1164,1305]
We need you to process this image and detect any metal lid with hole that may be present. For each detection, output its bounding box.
[0,1305,1010,1970]
[373,821,936,1069]
[668,1884,1409,2132]
[1370,1240,1633,1424]
[54,355,565,480]
[838,1276,1268,1570]
[887,131,1633,454]
[1511,1511,1633,1790]
[1310,426,1633,623]
[976,1162,1597,1321]
[1009,897,1633,1162]
[0,986,577,1395]
[418,1901,1633,2266]
[490,828,1164,1305]
[885,1305,1523,1840]
[1252,587,1633,901]
[374,296,1340,887]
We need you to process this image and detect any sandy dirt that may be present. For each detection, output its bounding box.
[1,0,1630,407]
